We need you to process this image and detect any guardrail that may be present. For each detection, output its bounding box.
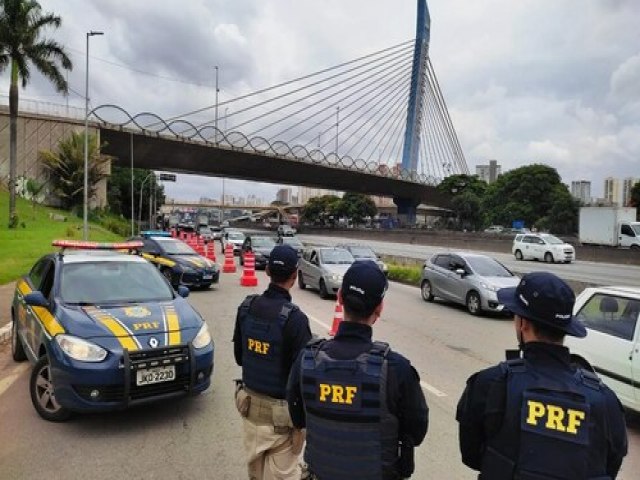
[0,95,85,120]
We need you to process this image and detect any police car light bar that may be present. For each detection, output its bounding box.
[140,230,171,238]
[52,240,144,250]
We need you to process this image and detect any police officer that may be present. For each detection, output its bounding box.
[287,261,428,480]
[456,272,628,479]
[233,245,312,480]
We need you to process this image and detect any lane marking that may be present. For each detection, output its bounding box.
[307,314,448,397]
[0,363,29,398]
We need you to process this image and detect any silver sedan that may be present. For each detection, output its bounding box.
[420,252,520,315]
[298,247,354,298]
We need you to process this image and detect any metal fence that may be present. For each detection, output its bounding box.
[0,95,85,121]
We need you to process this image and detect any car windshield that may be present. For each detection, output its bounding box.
[632,224,640,236]
[321,249,354,264]
[466,257,512,277]
[252,237,276,248]
[198,227,210,233]
[155,239,197,255]
[282,237,302,247]
[60,262,173,304]
[348,247,376,259]
[228,232,245,240]
[541,235,564,245]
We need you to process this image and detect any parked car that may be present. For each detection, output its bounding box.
[565,286,640,412]
[276,235,304,257]
[484,225,504,234]
[134,235,220,289]
[222,230,246,255]
[420,252,520,315]
[512,233,575,263]
[277,224,296,236]
[240,235,277,269]
[336,244,388,276]
[298,247,354,298]
[10,240,214,421]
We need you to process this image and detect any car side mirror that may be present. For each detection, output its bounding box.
[24,291,50,309]
[177,285,190,298]
[455,268,466,276]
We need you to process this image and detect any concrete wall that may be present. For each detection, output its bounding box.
[0,107,108,208]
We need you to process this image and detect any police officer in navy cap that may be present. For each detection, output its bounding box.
[456,272,628,479]
[287,261,428,480]
[233,244,312,479]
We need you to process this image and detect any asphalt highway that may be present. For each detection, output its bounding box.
[299,233,640,287]
[0,268,638,479]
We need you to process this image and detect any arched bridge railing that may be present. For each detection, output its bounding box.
[90,105,441,187]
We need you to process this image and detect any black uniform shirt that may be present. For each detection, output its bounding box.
[232,283,312,397]
[287,321,429,447]
[456,342,628,477]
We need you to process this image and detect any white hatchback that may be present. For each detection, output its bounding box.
[512,233,575,263]
[566,286,640,412]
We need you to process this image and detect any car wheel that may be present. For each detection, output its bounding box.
[30,356,72,422]
[319,279,329,299]
[631,244,640,251]
[544,252,554,263]
[11,311,27,362]
[298,272,306,289]
[421,280,434,302]
[514,250,523,261]
[466,291,482,316]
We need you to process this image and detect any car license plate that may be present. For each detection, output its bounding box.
[136,366,175,386]
[202,274,213,280]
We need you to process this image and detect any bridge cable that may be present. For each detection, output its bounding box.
[363,96,409,164]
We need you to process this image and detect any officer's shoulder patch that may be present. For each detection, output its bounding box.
[521,391,590,445]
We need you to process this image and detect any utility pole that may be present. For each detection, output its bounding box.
[214,66,219,144]
[130,133,134,236]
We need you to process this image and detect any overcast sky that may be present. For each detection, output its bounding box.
[1,0,639,201]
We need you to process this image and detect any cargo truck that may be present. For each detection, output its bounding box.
[579,207,640,249]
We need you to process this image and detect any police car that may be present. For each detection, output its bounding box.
[10,240,214,421]
[135,232,220,289]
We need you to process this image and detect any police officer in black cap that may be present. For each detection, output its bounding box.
[456,272,628,479]
[287,261,428,480]
[233,244,312,480]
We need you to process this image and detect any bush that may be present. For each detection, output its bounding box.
[387,264,422,286]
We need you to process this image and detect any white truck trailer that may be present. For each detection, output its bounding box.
[579,207,640,248]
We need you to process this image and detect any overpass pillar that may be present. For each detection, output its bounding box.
[393,197,420,226]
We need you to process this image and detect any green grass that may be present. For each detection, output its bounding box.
[0,189,123,285]
[387,264,423,286]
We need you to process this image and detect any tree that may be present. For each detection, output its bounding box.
[0,0,72,227]
[630,182,640,215]
[107,166,165,221]
[483,164,566,229]
[546,185,580,234]
[39,132,110,211]
[437,174,487,198]
[301,195,341,225]
[451,191,482,231]
[334,192,377,224]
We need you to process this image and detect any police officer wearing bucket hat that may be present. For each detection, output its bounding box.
[233,245,312,479]
[287,261,428,480]
[456,272,628,479]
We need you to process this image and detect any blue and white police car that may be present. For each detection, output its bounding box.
[10,240,214,421]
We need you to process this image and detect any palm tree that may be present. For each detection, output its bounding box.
[39,131,109,211]
[0,0,72,227]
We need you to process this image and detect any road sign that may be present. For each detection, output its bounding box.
[159,173,177,182]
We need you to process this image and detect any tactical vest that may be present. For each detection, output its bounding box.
[481,357,611,480]
[239,295,295,399]
[301,339,400,480]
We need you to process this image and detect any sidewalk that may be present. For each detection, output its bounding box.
[0,282,16,343]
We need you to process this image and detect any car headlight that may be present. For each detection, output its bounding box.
[192,322,212,349]
[56,334,107,362]
[481,282,499,292]
[329,274,343,281]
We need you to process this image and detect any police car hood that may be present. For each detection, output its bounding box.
[170,254,217,270]
[58,299,201,346]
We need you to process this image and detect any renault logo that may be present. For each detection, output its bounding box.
[149,337,159,348]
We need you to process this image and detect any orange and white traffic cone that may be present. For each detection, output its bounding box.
[205,242,217,262]
[222,243,236,273]
[240,251,258,287]
[328,298,343,336]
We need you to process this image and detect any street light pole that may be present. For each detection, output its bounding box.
[83,30,104,241]
[137,172,154,233]
[335,106,340,156]
[214,66,219,144]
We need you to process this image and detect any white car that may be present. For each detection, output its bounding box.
[222,230,245,255]
[512,233,575,263]
[566,286,640,412]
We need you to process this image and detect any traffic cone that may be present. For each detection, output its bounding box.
[205,242,217,262]
[222,243,237,273]
[329,298,343,336]
[240,252,259,287]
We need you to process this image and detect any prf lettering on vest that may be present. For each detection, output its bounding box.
[247,338,270,355]
[318,383,358,404]
[526,400,586,434]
